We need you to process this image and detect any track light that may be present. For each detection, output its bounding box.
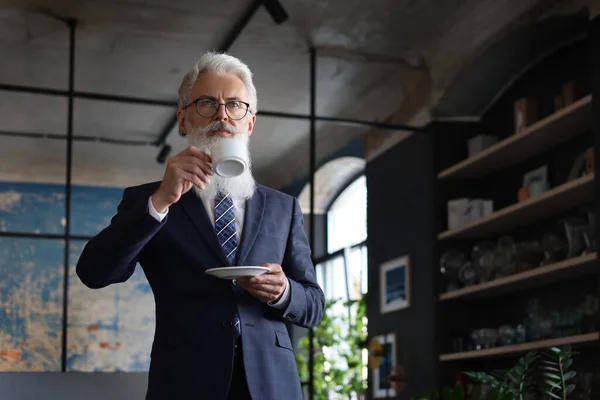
[157,144,172,164]
[262,0,288,24]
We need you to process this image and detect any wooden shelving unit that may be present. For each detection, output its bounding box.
[439,332,600,361]
[438,95,593,180]
[438,173,595,240]
[439,253,597,301]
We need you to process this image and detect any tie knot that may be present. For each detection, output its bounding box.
[215,191,230,203]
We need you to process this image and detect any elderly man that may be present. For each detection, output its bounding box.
[76,51,325,400]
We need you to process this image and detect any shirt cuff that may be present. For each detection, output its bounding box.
[268,278,291,310]
[148,196,168,222]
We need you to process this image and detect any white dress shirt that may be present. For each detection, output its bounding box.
[147,195,290,309]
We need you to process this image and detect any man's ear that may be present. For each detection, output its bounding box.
[247,114,256,136]
[177,109,186,136]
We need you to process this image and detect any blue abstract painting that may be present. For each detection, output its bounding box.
[0,181,155,372]
[67,240,155,372]
[0,238,64,371]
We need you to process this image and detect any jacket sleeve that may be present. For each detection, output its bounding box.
[76,187,167,289]
[279,197,326,329]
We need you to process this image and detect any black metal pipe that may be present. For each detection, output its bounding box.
[0,83,177,108]
[0,83,424,133]
[62,18,76,373]
[308,46,316,400]
[0,130,153,146]
[591,16,600,343]
[219,0,262,51]
[0,231,93,241]
[261,0,288,24]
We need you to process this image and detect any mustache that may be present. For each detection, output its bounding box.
[199,121,242,136]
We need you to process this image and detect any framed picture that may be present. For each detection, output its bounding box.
[380,255,411,314]
[371,333,397,399]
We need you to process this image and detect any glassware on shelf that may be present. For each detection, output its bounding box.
[458,261,477,287]
[471,328,499,350]
[498,325,516,346]
[515,324,527,344]
[581,294,599,333]
[564,218,588,258]
[440,249,466,292]
[471,241,498,283]
[540,233,568,266]
[495,235,517,277]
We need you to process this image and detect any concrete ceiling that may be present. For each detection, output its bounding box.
[1,0,597,191]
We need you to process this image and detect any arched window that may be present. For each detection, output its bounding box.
[316,174,368,302]
[327,175,367,254]
[296,160,368,398]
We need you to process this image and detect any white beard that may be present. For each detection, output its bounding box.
[186,121,256,203]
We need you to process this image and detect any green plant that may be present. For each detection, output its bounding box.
[295,296,368,400]
[414,345,578,400]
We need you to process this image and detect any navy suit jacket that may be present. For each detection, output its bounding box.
[76,182,325,400]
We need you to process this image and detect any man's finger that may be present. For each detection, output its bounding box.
[180,171,206,190]
[250,274,283,285]
[249,284,281,295]
[262,263,282,273]
[187,146,212,163]
[178,163,210,184]
[246,289,281,303]
[175,156,213,177]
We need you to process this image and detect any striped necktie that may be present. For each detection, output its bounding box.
[214,192,237,265]
[214,191,241,337]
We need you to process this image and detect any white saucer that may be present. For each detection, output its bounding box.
[205,266,270,280]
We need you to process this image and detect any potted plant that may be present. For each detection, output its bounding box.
[296,297,368,400]
[415,346,578,400]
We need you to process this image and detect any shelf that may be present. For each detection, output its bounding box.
[439,332,600,361]
[438,173,595,240]
[439,253,597,301]
[438,95,593,180]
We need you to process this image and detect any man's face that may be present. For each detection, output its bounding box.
[177,71,256,138]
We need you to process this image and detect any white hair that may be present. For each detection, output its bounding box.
[178,51,258,114]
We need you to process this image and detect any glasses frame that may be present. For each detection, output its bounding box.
[182,97,252,120]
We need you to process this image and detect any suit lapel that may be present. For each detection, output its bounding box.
[178,191,229,266]
[236,187,266,266]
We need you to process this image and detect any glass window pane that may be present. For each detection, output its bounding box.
[0,93,67,235]
[0,237,64,371]
[70,186,123,237]
[0,182,66,235]
[67,240,155,372]
[327,175,367,253]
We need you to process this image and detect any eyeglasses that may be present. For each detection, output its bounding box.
[182,98,251,120]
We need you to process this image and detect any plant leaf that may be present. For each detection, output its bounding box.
[566,384,576,394]
[563,370,576,381]
[542,372,561,380]
[544,379,562,390]
[540,365,560,372]
[564,358,573,370]
[543,390,562,399]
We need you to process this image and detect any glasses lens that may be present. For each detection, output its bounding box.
[226,102,248,120]
[196,100,216,118]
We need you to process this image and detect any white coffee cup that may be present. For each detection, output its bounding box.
[209,138,248,178]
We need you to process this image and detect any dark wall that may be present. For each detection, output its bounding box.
[0,373,148,400]
[366,132,438,399]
